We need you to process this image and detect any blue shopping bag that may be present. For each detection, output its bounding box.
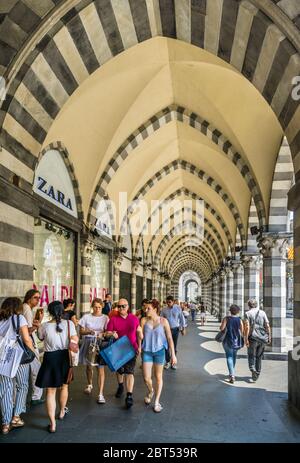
[99,335,136,372]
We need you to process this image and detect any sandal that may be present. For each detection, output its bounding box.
[47,424,56,433]
[144,389,154,405]
[2,424,11,435]
[153,403,163,413]
[58,406,69,420]
[11,417,25,428]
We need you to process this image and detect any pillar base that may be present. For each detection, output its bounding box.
[288,351,300,412]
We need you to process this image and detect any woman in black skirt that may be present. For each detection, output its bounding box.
[36,301,78,433]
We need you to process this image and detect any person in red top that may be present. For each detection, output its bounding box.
[106,298,142,409]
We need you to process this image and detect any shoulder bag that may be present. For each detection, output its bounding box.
[215,317,228,343]
[66,321,74,384]
[249,310,269,345]
[11,315,36,364]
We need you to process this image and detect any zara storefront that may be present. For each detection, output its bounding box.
[32,146,113,316]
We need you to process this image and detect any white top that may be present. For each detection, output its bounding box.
[38,319,76,352]
[23,303,40,346]
[79,313,109,337]
[0,314,28,340]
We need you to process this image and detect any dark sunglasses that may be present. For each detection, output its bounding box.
[117,304,127,309]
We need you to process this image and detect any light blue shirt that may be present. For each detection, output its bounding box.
[161,304,187,330]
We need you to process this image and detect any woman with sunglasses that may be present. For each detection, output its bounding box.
[141,300,177,413]
[22,289,44,406]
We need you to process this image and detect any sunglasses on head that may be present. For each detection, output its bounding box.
[117,304,127,309]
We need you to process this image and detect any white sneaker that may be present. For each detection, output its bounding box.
[164,362,170,370]
[84,384,93,395]
[97,394,106,404]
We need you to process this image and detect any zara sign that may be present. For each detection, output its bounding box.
[34,149,78,218]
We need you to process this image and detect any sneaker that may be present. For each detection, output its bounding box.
[171,364,177,370]
[251,371,258,382]
[229,376,235,384]
[125,395,133,409]
[153,403,163,413]
[31,398,45,406]
[97,394,106,404]
[164,362,170,370]
[84,384,93,395]
[115,383,124,398]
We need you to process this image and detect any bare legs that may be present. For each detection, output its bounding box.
[87,365,105,395]
[142,362,164,406]
[46,385,69,429]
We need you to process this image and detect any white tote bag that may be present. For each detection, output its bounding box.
[0,336,24,378]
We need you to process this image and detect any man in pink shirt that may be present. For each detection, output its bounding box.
[107,298,142,409]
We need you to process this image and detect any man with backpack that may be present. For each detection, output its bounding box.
[244,299,271,382]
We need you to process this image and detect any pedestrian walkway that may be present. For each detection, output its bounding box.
[1,315,300,443]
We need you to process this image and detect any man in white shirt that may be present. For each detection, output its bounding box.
[23,289,45,405]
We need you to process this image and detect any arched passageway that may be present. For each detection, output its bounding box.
[0,0,299,412]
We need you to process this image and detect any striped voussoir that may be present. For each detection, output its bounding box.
[130,159,246,245]
[246,197,259,253]
[148,207,225,259]
[153,221,222,269]
[38,142,84,220]
[170,253,211,280]
[165,244,216,274]
[124,187,234,256]
[89,104,265,228]
[1,0,299,178]
[269,137,294,232]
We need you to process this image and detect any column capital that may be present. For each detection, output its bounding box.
[224,265,233,277]
[241,254,260,268]
[258,232,292,259]
[113,253,123,269]
[230,259,243,272]
[81,240,95,268]
[131,259,140,274]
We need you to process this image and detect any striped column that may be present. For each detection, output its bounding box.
[219,270,227,320]
[207,279,212,312]
[242,255,260,313]
[143,265,148,299]
[259,234,291,353]
[287,181,300,410]
[80,241,95,315]
[212,276,219,317]
[225,266,234,308]
[131,261,139,314]
[112,254,123,302]
[232,260,244,315]
[152,269,158,299]
[166,277,171,297]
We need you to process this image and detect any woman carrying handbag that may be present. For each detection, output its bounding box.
[219,304,244,384]
[0,297,35,435]
[36,301,78,433]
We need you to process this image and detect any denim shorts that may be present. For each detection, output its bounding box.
[142,348,166,365]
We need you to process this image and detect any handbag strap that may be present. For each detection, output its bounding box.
[11,314,20,338]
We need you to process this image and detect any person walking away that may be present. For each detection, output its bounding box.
[190,302,196,322]
[78,298,109,403]
[220,305,244,383]
[161,296,186,370]
[0,297,35,435]
[141,300,176,413]
[106,299,142,409]
[36,301,78,433]
[102,293,112,316]
[244,299,271,382]
[200,304,206,326]
[22,289,44,405]
[62,298,78,326]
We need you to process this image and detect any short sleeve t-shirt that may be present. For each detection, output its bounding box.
[0,314,28,340]
[79,314,109,337]
[244,309,269,332]
[107,313,139,350]
[38,319,76,352]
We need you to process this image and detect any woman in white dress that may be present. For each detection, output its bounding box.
[79,298,109,404]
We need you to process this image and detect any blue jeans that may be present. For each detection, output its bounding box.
[223,342,238,377]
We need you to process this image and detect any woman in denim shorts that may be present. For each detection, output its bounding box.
[141,300,177,413]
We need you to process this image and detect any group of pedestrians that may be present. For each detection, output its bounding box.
[220,299,271,384]
[0,292,188,435]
